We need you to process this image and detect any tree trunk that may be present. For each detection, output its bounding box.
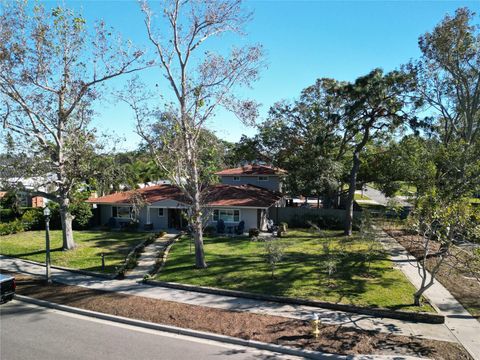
[344,126,371,236]
[192,193,207,269]
[193,225,207,268]
[185,128,207,269]
[344,149,361,236]
[59,199,75,250]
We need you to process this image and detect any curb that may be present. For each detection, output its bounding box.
[144,279,444,324]
[0,255,115,280]
[14,294,345,360]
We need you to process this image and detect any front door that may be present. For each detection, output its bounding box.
[168,209,186,230]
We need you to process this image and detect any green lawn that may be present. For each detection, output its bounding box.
[354,193,372,200]
[0,230,151,273]
[156,229,433,312]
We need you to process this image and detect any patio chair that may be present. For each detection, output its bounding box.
[235,220,245,235]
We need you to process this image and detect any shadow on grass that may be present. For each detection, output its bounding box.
[159,233,419,310]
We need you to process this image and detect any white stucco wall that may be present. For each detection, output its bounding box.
[206,207,266,231]
[98,204,269,232]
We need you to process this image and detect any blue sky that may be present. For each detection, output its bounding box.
[48,1,480,149]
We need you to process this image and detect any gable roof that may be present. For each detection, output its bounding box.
[87,183,282,208]
[214,164,287,176]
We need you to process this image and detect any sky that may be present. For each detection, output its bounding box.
[35,0,480,150]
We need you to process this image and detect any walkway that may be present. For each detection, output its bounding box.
[374,226,480,360]
[0,255,456,344]
[125,233,180,280]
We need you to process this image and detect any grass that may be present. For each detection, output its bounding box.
[354,193,372,200]
[0,230,151,273]
[396,183,417,197]
[156,229,433,312]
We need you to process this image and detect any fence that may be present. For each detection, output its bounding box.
[268,207,362,230]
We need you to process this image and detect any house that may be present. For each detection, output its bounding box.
[0,190,46,208]
[214,164,287,192]
[87,165,286,232]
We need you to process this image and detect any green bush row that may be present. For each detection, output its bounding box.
[0,219,25,236]
[287,213,360,230]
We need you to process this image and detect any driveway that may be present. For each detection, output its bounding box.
[362,185,411,207]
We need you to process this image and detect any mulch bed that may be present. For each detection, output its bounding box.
[3,271,472,360]
[384,228,480,321]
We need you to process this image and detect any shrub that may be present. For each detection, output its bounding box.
[71,201,93,229]
[124,220,139,231]
[204,226,216,236]
[21,208,44,230]
[288,213,360,231]
[0,219,25,236]
[249,228,260,237]
[0,209,16,222]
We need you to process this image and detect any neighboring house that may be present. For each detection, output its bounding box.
[87,165,286,232]
[0,190,46,208]
[215,164,287,192]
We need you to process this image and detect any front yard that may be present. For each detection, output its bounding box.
[0,230,151,273]
[156,229,433,312]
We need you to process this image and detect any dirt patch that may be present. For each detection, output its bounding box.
[3,271,471,360]
[384,228,480,321]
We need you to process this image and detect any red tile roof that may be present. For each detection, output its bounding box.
[214,164,287,176]
[204,184,282,208]
[86,185,187,205]
[88,184,282,208]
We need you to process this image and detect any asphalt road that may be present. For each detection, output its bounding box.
[0,301,302,360]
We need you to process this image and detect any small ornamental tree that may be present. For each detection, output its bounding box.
[408,195,480,306]
[264,240,285,279]
[359,210,380,275]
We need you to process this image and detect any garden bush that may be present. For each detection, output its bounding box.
[0,208,16,222]
[204,226,216,236]
[71,201,93,229]
[21,208,44,230]
[0,219,25,236]
[248,228,260,237]
[288,213,360,230]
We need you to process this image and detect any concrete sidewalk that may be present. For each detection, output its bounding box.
[0,255,456,344]
[374,227,480,360]
[125,233,179,280]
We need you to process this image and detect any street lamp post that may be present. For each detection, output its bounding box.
[43,207,52,284]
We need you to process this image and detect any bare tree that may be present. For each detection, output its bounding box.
[0,1,145,249]
[132,0,263,268]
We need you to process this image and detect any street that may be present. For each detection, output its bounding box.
[0,301,301,360]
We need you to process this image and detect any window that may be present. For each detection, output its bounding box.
[233,176,240,181]
[258,176,269,181]
[213,209,240,222]
[112,206,131,219]
[158,208,164,217]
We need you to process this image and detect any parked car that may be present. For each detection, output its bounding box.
[0,273,16,304]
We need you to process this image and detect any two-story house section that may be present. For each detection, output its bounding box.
[215,164,287,192]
